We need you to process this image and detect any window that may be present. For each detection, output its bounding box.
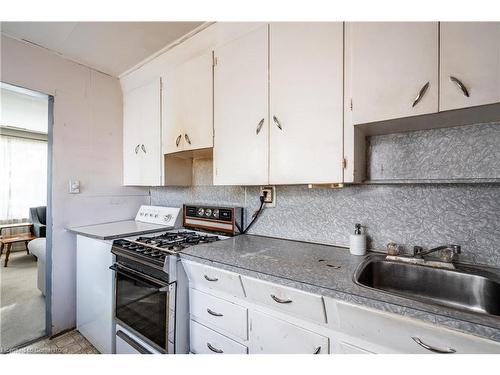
[0,83,49,221]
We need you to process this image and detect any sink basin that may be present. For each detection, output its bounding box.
[354,256,500,317]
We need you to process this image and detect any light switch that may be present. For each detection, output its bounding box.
[69,180,80,194]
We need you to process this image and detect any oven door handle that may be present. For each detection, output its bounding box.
[110,264,169,288]
[116,330,152,354]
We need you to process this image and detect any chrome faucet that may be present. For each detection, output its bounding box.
[413,244,461,263]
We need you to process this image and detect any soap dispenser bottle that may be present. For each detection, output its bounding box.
[349,223,366,256]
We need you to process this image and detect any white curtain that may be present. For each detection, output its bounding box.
[0,135,47,221]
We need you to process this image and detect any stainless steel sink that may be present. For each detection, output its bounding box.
[354,255,500,317]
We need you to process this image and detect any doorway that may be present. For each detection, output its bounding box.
[0,82,53,352]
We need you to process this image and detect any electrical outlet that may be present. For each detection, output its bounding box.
[260,186,276,207]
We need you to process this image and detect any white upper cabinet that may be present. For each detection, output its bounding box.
[345,22,439,124]
[440,22,500,111]
[163,52,214,154]
[213,25,269,185]
[269,23,344,184]
[123,78,162,186]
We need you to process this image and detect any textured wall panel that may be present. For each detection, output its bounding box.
[367,122,500,180]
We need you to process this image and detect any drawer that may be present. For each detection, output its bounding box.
[326,298,500,354]
[248,310,329,354]
[182,260,245,298]
[190,288,248,340]
[190,320,248,354]
[241,275,326,323]
[332,340,373,354]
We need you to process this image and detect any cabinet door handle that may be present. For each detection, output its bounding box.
[207,308,223,317]
[184,133,191,145]
[134,144,140,154]
[273,115,283,130]
[141,144,146,153]
[411,337,456,354]
[270,294,292,304]
[450,76,470,97]
[412,82,430,108]
[175,134,182,147]
[256,118,264,135]
[204,275,218,282]
[207,342,223,353]
[313,346,321,354]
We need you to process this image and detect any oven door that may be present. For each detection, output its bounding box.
[110,263,175,353]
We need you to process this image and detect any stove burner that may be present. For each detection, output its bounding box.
[112,230,222,263]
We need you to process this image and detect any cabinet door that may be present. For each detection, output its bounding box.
[164,52,213,154]
[440,22,500,111]
[345,22,439,124]
[248,310,329,354]
[213,25,269,185]
[123,78,162,186]
[269,23,344,184]
[123,90,143,185]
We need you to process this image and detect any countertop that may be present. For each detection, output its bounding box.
[180,234,500,342]
[67,220,172,240]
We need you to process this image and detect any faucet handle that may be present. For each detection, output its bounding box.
[413,246,424,256]
[440,245,461,263]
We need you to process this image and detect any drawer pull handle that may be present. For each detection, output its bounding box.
[175,134,182,147]
[204,275,219,282]
[207,308,223,317]
[313,346,321,354]
[411,337,456,354]
[270,294,292,304]
[207,342,223,353]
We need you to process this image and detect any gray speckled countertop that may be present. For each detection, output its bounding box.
[180,234,500,342]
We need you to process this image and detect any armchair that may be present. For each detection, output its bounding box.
[29,206,46,238]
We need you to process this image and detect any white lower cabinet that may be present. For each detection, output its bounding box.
[182,260,246,298]
[331,340,373,354]
[184,260,500,354]
[241,275,326,324]
[76,235,114,354]
[190,320,248,354]
[248,310,329,354]
[325,298,500,354]
[190,288,248,340]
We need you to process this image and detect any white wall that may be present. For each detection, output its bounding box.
[1,35,149,333]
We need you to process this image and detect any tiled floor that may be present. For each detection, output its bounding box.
[12,329,100,354]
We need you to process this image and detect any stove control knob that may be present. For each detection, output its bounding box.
[205,208,212,217]
[213,209,219,218]
[197,208,205,216]
[164,214,173,222]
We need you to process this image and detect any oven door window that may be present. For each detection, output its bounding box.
[115,269,168,349]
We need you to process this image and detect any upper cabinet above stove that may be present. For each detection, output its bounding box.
[163,51,214,154]
[123,78,163,186]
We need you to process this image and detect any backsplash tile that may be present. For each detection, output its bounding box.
[151,123,500,268]
[367,122,500,181]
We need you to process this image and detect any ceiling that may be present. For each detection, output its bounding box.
[0,22,204,77]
